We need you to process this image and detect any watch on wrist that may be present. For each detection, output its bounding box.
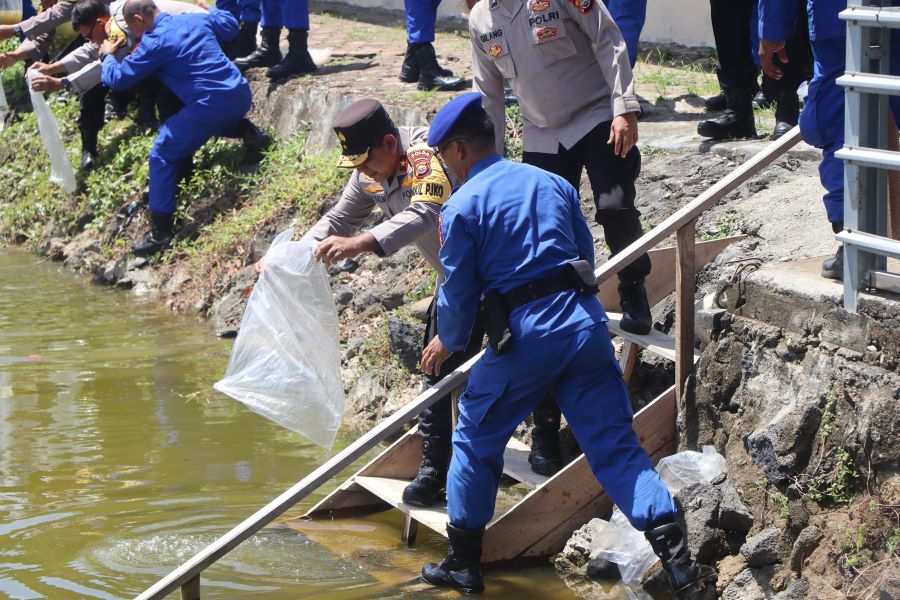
[13,26,23,37]
[60,77,70,90]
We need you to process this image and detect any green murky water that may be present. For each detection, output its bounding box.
[0,247,600,599]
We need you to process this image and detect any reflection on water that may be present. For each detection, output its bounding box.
[0,248,592,599]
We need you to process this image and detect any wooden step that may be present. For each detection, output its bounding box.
[354,476,450,537]
[502,437,549,489]
[607,311,697,363]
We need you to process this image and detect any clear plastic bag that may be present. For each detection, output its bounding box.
[214,230,345,449]
[589,446,726,587]
[0,77,8,131]
[26,70,77,193]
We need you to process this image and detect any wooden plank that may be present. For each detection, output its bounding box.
[354,476,450,536]
[597,235,746,312]
[502,437,549,489]
[675,220,697,407]
[607,312,678,362]
[480,386,677,566]
[401,515,418,546]
[135,352,480,600]
[594,127,801,286]
[619,340,639,384]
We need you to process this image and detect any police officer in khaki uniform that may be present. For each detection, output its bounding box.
[266,99,564,507]
[468,0,652,337]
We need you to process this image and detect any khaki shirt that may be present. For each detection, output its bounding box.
[62,0,205,94]
[303,126,455,284]
[469,0,640,154]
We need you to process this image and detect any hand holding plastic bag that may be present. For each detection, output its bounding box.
[26,70,77,193]
[214,229,345,448]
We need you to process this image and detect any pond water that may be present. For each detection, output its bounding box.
[0,247,611,599]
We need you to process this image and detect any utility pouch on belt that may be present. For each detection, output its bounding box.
[478,289,513,355]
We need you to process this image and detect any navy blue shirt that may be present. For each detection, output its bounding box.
[759,0,846,42]
[101,8,248,107]
[437,155,608,352]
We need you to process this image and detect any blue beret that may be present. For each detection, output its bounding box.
[427,92,485,147]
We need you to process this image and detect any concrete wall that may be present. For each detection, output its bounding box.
[317,0,714,48]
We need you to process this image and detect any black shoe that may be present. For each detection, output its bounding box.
[402,466,445,507]
[231,21,258,59]
[703,93,727,112]
[235,118,273,162]
[235,26,282,71]
[399,42,453,82]
[644,521,716,599]
[618,277,652,335]
[772,121,793,140]
[421,524,485,594]
[529,410,562,476]
[402,437,448,507]
[80,150,96,172]
[412,43,467,91]
[131,211,174,257]
[821,245,844,280]
[697,109,757,139]
[753,89,775,109]
[266,29,316,79]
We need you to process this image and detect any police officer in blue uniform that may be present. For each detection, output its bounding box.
[602,0,645,67]
[399,0,467,91]
[233,0,315,79]
[418,92,714,597]
[759,0,900,278]
[101,0,269,256]
[215,0,260,59]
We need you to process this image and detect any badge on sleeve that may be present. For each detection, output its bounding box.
[488,43,503,57]
[406,144,452,206]
[407,147,434,178]
[570,0,593,13]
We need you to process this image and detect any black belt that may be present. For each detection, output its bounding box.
[501,261,598,312]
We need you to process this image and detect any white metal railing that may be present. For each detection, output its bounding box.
[838,1,900,310]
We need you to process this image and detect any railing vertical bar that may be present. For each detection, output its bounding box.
[180,575,200,600]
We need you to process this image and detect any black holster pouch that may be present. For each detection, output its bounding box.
[478,289,513,355]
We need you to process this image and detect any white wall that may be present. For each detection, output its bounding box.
[318,0,714,48]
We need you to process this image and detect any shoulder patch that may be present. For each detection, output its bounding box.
[406,144,452,206]
[569,0,593,13]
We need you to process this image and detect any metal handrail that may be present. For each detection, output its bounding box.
[135,127,803,599]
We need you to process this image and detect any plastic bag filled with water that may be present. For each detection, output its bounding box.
[26,70,77,193]
[215,229,345,448]
[0,77,8,130]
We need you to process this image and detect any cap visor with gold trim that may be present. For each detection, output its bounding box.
[332,98,395,169]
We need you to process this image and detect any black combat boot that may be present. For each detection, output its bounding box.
[619,277,652,335]
[231,21,258,59]
[266,29,316,79]
[132,211,174,256]
[529,399,562,476]
[234,26,282,71]
[697,89,757,140]
[399,42,453,82]
[402,437,448,507]
[821,221,844,280]
[644,521,715,599]
[772,88,799,140]
[421,524,485,594]
[703,92,727,112]
[411,43,466,91]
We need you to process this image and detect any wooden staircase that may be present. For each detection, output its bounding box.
[295,236,742,566]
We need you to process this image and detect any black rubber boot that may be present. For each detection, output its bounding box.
[643,521,716,599]
[402,437,448,507]
[822,221,844,281]
[421,524,485,594]
[619,277,653,335]
[703,92,727,112]
[234,26,282,71]
[529,398,562,476]
[132,211,174,257]
[266,29,316,79]
[231,21,258,59]
[80,130,98,172]
[413,43,466,91]
[399,42,453,82]
[697,89,757,139]
[772,87,800,140]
